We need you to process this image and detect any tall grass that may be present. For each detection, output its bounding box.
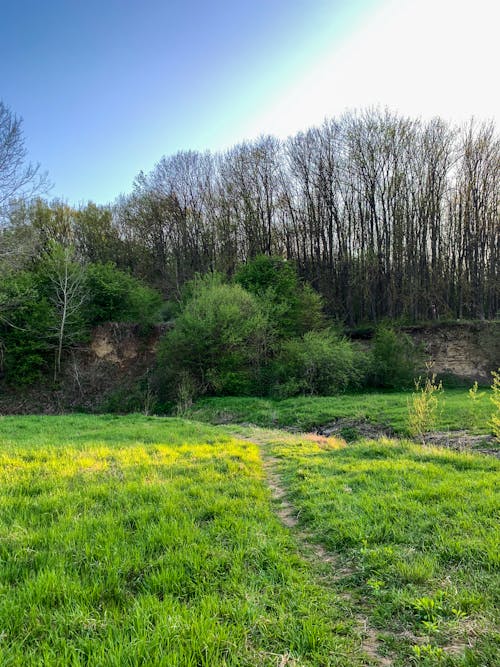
[187,388,494,435]
[0,415,361,666]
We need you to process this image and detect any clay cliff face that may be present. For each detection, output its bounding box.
[406,322,499,384]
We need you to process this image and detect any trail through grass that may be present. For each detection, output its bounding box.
[0,414,363,666]
[228,425,500,667]
[1,413,498,666]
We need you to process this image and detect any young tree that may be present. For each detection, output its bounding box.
[40,243,87,380]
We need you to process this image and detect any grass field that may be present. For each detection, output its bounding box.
[227,426,500,666]
[0,413,498,665]
[186,388,495,435]
[0,415,363,666]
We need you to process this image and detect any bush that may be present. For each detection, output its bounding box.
[157,274,269,401]
[82,262,162,326]
[0,271,54,384]
[369,325,419,389]
[272,329,364,396]
[235,255,324,338]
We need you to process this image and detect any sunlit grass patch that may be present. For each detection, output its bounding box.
[0,415,362,666]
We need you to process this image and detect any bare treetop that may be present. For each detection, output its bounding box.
[0,101,50,223]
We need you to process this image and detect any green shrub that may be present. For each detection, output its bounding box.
[235,255,324,338]
[82,262,162,325]
[272,329,364,396]
[157,274,269,401]
[369,325,419,388]
[0,271,54,384]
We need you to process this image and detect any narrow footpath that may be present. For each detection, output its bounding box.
[237,428,395,667]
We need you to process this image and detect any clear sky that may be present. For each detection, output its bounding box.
[1,0,498,205]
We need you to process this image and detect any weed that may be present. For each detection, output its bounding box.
[407,364,443,442]
[340,426,361,442]
[467,380,483,429]
[412,596,441,622]
[490,369,500,441]
[175,371,198,416]
[412,644,446,663]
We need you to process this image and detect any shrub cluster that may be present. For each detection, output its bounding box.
[155,256,421,407]
[1,249,422,400]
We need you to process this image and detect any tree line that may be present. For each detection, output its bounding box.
[3,107,499,325]
[112,108,498,323]
[1,101,498,395]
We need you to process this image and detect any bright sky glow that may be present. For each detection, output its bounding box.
[1,0,498,204]
[243,0,500,140]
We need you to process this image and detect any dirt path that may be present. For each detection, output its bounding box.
[245,432,394,667]
[229,425,486,665]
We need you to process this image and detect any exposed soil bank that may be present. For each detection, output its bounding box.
[0,323,168,414]
[0,320,498,414]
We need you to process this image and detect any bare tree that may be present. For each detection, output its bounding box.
[0,101,50,223]
[43,243,86,380]
[108,109,498,324]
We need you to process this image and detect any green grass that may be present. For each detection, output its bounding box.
[232,426,500,666]
[0,414,363,666]
[187,388,495,435]
[1,412,498,665]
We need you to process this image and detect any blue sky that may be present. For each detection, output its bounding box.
[1,0,497,205]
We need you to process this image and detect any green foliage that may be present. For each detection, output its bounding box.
[490,369,500,440]
[235,255,324,338]
[82,262,162,325]
[157,274,269,401]
[0,257,162,385]
[369,325,419,388]
[407,368,443,442]
[272,329,364,397]
[0,271,54,384]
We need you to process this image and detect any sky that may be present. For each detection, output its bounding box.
[1,0,498,205]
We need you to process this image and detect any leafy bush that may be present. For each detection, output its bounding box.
[272,329,364,397]
[0,271,54,384]
[157,274,269,401]
[369,325,419,388]
[82,262,162,326]
[235,255,324,338]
